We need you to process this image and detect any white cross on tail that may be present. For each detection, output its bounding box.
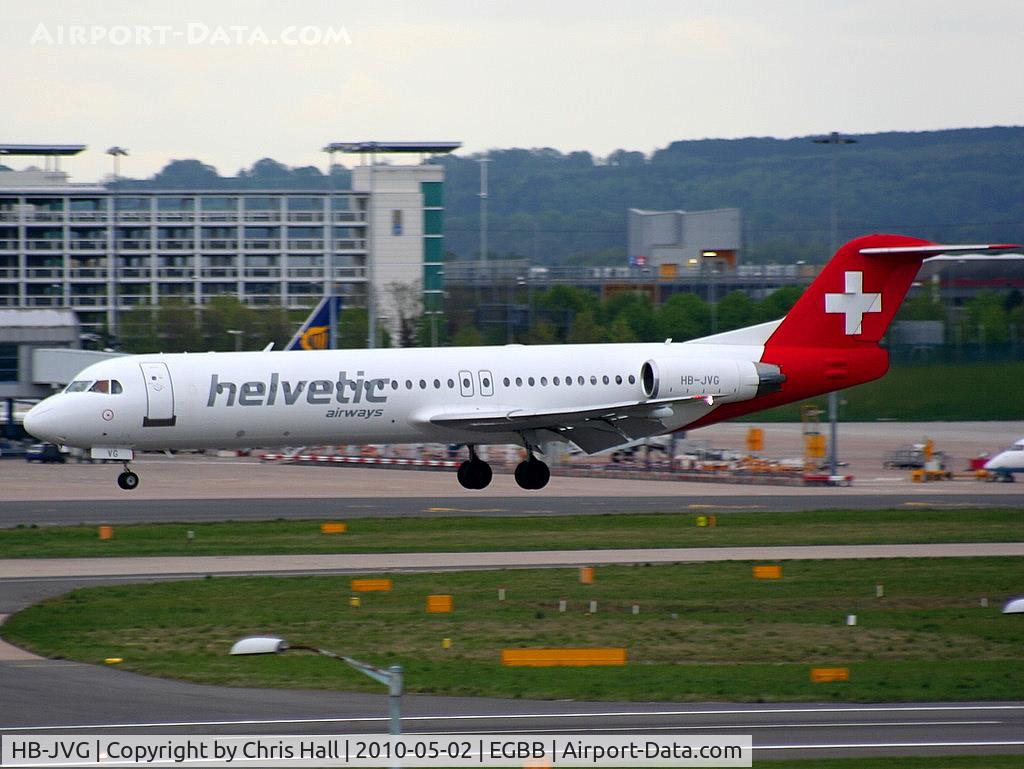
[824,271,882,335]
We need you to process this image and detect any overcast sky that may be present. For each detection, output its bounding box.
[3,0,1023,181]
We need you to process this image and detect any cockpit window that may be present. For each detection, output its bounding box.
[65,380,92,393]
[86,379,123,395]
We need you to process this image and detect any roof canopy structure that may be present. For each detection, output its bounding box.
[0,144,87,172]
[323,141,461,154]
[323,141,461,165]
[0,144,87,156]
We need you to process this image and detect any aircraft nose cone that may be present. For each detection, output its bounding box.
[24,403,58,442]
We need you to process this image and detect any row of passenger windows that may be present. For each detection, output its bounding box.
[386,374,636,391]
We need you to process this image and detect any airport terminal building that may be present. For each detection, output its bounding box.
[0,142,454,339]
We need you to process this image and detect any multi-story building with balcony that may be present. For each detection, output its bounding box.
[0,142,455,342]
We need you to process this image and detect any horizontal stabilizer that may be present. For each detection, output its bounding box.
[860,243,1020,257]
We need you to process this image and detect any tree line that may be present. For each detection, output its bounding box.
[114,285,1024,356]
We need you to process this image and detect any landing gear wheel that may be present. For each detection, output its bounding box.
[457,459,493,490]
[514,458,550,490]
[117,470,140,491]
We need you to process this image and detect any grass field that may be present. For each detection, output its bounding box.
[747,361,1024,422]
[5,557,1022,703]
[2,507,1022,558]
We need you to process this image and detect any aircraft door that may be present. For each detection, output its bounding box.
[139,362,177,427]
[478,370,494,397]
[458,370,474,397]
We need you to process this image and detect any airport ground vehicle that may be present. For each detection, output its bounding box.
[25,443,67,464]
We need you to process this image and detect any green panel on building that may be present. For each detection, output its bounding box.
[423,263,444,291]
[423,236,443,263]
[423,209,443,235]
[421,181,443,208]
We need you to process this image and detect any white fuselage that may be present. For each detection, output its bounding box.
[26,340,767,453]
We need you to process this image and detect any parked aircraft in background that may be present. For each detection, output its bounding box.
[983,438,1024,481]
[24,235,1017,491]
[284,296,340,351]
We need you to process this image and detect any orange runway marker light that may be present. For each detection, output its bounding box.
[810,667,850,682]
[427,594,453,613]
[351,579,392,592]
[502,648,627,667]
[753,564,782,579]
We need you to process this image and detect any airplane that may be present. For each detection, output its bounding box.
[23,234,1017,492]
[983,438,1024,482]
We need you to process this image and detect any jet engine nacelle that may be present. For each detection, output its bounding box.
[640,358,784,403]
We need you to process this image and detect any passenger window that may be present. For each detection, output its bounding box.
[433,379,441,389]
[540,377,548,386]
[405,380,413,390]
[628,375,636,385]
[419,379,426,389]
[503,377,510,387]
[448,378,455,388]
[553,377,560,386]
[528,377,535,386]
[602,375,610,385]
[516,377,523,386]
[390,380,399,390]
[615,375,623,384]
[577,376,585,385]
[590,376,597,385]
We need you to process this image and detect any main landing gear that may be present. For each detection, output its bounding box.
[117,461,140,491]
[457,446,493,490]
[514,455,550,490]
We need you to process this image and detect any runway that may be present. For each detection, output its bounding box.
[5,491,1024,527]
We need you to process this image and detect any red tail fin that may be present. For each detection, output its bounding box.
[686,234,1018,427]
[758,234,1018,402]
[766,234,932,349]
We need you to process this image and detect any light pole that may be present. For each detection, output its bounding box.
[226,328,244,352]
[231,636,404,735]
[812,131,857,476]
[477,156,490,307]
[106,146,129,347]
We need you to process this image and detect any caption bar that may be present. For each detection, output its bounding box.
[0,734,751,767]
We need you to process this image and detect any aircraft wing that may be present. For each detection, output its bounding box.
[429,394,714,454]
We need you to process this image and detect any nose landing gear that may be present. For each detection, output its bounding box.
[457,445,493,490]
[117,462,140,491]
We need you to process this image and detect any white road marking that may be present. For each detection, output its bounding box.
[758,740,1024,751]
[2,705,1020,732]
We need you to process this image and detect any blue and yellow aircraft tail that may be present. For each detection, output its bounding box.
[285,296,341,351]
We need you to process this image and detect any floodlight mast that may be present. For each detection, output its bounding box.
[230,636,404,735]
[811,131,857,478]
